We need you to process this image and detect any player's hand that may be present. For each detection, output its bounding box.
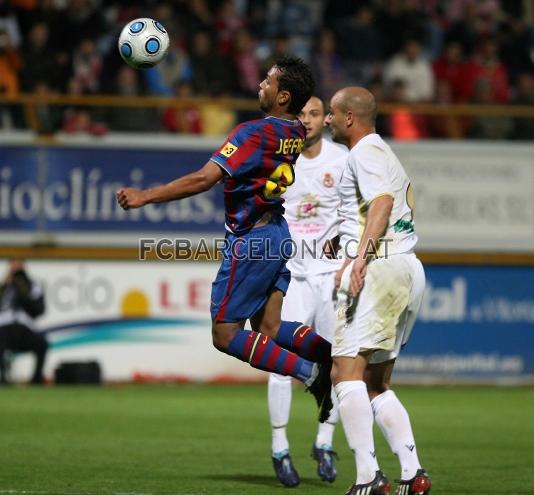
[349,256,367,297]
[116,188,147,210]
[323,235,340,259]
[334,258,351,290]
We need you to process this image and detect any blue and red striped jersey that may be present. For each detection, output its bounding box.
[210,116,306,234]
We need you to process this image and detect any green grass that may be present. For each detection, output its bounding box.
[0,384,533,495]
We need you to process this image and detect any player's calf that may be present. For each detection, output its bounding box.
[275,321,331,363]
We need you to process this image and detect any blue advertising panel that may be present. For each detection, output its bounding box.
[0,147,40,230]
[0,145,226,233]
[399,265,534,382]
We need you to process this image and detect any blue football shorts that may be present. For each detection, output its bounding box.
[211,215,292,323]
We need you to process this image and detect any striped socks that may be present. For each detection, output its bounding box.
[274,320,332,363]
[227,330,315,383]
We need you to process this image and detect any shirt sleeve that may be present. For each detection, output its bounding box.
[210,123,261,177]
[354,144,394,203]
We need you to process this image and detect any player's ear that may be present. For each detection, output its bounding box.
[346,110,354,127]
[278,90,290,108]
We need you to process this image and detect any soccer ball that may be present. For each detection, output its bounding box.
[118,18,169,70]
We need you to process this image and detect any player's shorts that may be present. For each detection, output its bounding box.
[332,253,425,364]
[282,271,337,343]
[211,215,292,323]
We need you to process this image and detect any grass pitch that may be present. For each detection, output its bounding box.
[0,384,533,495]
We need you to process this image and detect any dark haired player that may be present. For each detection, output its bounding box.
[117,57,333,423]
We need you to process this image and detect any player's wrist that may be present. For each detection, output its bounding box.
[356,249,373,264]
[140,189,152,205]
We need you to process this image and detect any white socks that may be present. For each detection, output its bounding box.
[335,380,379,485]
[315,387,339,447]
[268,373,292,454]
[371,390,422,480]
[269,373,339,454]
[315,421,335,448]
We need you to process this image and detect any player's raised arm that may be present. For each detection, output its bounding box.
[116,160,224,210]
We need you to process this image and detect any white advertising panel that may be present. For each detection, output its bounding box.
[0,259,265,383]
[394,142,534,252]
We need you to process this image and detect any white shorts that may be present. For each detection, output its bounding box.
[332,253,425,363]
[282,271,337,343]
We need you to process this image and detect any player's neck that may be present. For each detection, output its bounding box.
[350,127,376,148]
[302,137,322,159]
[267,109,296,121]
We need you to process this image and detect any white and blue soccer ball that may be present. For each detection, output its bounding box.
[118,18,170,70]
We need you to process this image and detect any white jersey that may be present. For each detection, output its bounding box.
[283,138,348,276]
[338,133,418,258]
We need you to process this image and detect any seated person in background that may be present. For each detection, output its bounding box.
[162,80,202,134]
[0,259,48,385]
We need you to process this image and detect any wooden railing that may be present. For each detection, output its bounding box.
[1,94,533,138]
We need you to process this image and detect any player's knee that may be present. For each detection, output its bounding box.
[259,322,279,338]
[367,384,390,400]
[331,355,367,384]
[211,324,236,352]
[211,329,227,352]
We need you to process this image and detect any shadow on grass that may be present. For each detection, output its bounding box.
[203,473,327,488]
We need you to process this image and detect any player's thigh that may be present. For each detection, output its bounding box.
[332,257,412,359]
[250,288,284,337]
[280,276,315,324]
[211,236,287,323]
[370,254,425,364]
[310,271,337,342]
[398,256,426,348]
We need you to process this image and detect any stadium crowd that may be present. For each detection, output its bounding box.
[0,0,533,139]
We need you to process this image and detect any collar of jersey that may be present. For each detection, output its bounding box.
[265,116,298,124]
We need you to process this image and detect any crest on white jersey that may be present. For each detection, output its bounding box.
[296,194,320,219]
[323,172,334,188]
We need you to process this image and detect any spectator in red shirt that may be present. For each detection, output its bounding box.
[162,80,202,134]
[433,41,466,102]
[214,0,246,56]
[233,29,260,97]
[461,38,510,103]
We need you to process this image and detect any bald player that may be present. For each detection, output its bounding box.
[325,87,431,495]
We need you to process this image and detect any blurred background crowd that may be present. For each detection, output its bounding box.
[0,0,533,138]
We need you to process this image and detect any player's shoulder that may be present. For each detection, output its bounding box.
[235,117,295,136]
[351,133,388,160]
[224,119,267,148]
[232,118,264,135]
[321,138,349,161]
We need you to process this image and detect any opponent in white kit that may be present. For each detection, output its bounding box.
[326,87,432,495]
[268,96,348,487]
